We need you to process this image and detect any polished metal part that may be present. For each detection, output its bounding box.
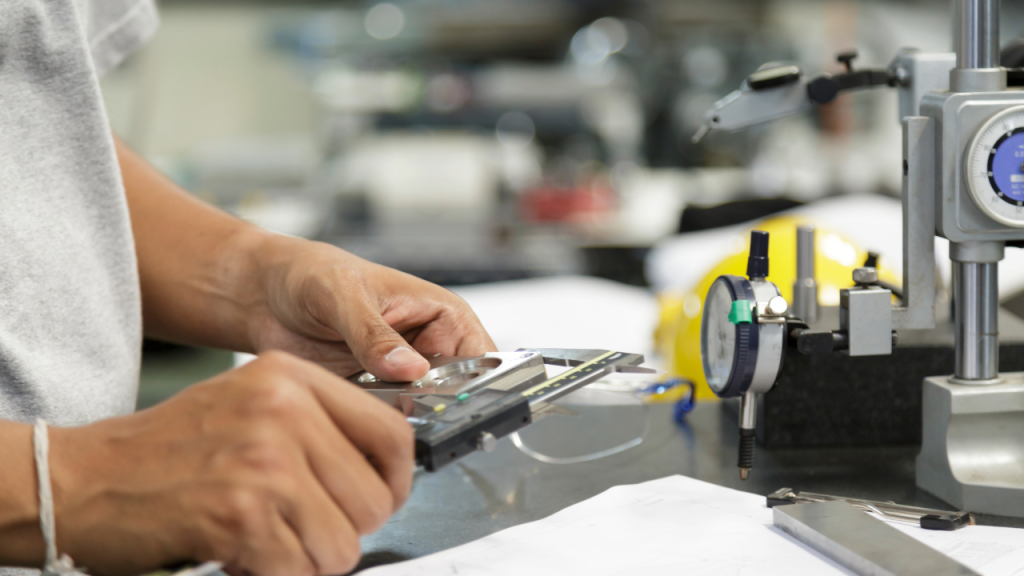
[956,0,999,70]
[766,296,788,316]
[353,351,547,411]
[852,267,879,285]
[840,286,894,356]
[478,432,497,453]
[739,391,757,430]
[767,488,973,529]
[773,500,979,576]
[949,241,1004,263]
[917,373,1024,517]
[892,117,937,331]
[894,52,955,120]
[950,0,1003,93]
[950,67,1006,93]
[363,348,653,416]
[755,297,788,324]
[792,225,818,324]
[952,261,999,383]
[748,280,786,393]
[406,416,431,428]
[692,78,812,142]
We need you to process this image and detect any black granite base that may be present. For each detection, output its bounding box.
[757,343,1024,448]
[722,305,1024,449]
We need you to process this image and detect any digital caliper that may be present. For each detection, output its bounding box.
[352,348,654,471]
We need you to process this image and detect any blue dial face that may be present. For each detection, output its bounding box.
[988,129,1024,205]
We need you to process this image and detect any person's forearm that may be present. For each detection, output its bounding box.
[0,421,45,566]
[116,137,270,351]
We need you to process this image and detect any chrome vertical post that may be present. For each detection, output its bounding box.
[793,225,818,324]
[956,0,1000,69]
[953,261,999,382]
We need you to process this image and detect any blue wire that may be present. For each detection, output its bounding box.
[665,379,695,423]
[640,378,695,423]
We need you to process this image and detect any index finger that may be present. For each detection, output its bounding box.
[290,359,415,510]
[405,304,497,358]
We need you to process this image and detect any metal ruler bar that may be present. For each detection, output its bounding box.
[774,501,979,576]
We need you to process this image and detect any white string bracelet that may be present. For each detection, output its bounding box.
[33,419,86,576]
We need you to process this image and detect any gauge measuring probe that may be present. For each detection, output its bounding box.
[352,349,654,472]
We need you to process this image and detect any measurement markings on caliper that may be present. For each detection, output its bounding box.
[520,351,622,403]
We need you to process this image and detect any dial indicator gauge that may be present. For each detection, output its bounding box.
[702,278,737,393]
[966,105,1024,227]
[700,276,758,398]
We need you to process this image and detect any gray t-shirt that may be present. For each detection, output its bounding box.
[0,0,157,428]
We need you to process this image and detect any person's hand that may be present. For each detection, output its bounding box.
[48,351,413,576]
[116,139,494,379]
[246,235,496,381]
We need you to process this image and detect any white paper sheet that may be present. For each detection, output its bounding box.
[362,475,1024,576]
[892,522,1024,575]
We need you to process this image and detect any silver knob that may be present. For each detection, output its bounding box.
[478,432,497,453]
[766,296,789,316]
[852,267,878,285]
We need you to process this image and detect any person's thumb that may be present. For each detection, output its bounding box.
[342,312,430,382]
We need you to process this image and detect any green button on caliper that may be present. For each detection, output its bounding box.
[728,300,753,324]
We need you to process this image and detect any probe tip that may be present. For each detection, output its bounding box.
[691,124,711,144]
[739,468,750,481]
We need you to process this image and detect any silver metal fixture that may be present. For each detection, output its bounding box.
[852,267,879,285]
[839,285,894,356]
[765,296,788,317]
[917,373,1024,517]
[478,432,497,453]
[773,500,980,576]
[767,488,974,530]
[792,225,818,324]
[354,351,547,412]
[695,0,1024,516]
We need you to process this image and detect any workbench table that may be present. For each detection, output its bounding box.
[355,402,1024,573]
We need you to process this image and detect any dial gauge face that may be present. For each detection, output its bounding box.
[701,278,737,395]
[966,105,1024,228]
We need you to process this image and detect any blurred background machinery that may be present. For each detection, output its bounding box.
[111,0,1024,414]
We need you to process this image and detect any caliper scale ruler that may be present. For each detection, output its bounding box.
[520,350,620,404]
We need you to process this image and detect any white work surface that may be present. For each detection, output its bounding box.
[363,475,1024,576]
[452,276,660,367]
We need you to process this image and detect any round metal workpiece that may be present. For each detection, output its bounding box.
[965,105,1024,227]
[357,357,503,395]
[410,357,503,390]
